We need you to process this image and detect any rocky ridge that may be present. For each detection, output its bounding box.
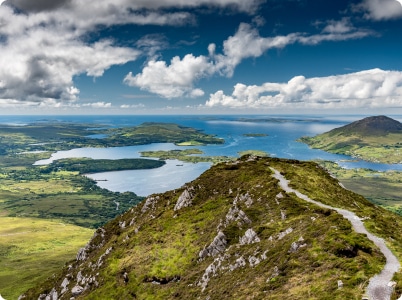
[21,156,402,299]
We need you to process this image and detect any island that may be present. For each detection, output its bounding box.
[140,149,233,164]
[298,115,402,164]
[242,133,268,137]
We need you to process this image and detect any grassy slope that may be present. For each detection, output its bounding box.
[0,217,93,299]
[300,132,402,164]
[317,161,402,214]
[23,157,402,300]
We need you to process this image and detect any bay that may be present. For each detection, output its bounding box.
[4,114,402,196]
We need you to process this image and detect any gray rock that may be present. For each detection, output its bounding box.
[277,227,293,240]
[141,196,159,213]
[71,285,84,296]
[289,236,307,253]
[198,255,225,291]
[119,221,126,229]
[239,228,260,245]
[76,271,83,284]
[248,255,261,267]
[61,277,69,294]
[76,247,87,261]
[199,231,227,259]
[174,188,194,211]
[225,206,251,226]
[229,256,246,271]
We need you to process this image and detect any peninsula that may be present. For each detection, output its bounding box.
[299,115,402,164]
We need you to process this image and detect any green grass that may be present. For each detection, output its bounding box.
[0,166,143,228]
[299,132,402,164]
[140,148,233,164]
[45,157,165,174]
[317,161,402,214]
[0,217,93,299]
[23,157,402,300]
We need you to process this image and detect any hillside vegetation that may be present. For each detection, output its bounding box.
[23,156,402,300]
[299,116,402,163]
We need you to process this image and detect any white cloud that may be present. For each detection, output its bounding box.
[322,18,355,34]
[120,103,145,109]
[355,0,402,20]
[127,22,374,99]
[124,54,212,98]
[206,69,402,109]
[0,0,262,108]
[215,23,300,77]
[82,102,112,108]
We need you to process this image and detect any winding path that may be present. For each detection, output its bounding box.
[270,167,401,300]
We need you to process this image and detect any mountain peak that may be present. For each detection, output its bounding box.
[333,115,402,136]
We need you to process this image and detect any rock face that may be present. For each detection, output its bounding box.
[199,231,227,259]
[239,229,260,245]
[21,156,402,300]
[174,187,194,211]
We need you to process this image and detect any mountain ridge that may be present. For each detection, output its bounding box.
[21,156,402,299]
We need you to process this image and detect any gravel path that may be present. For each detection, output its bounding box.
[270,167,400,300]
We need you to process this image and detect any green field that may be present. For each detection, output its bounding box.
[0,217,93,299]
[317,161,402,215]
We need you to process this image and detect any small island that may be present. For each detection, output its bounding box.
[242,133,268,137]
[140,149,233,164]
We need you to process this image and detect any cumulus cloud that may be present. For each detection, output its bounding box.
[124,54,213,98]
[205,69,402,109]
[0,0,262,108]
[126,22,374,98]
[355,0,402,20]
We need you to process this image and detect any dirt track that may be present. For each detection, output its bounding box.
[270,167,400,300]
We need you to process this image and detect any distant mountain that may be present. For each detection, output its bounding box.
[299,116,402,163]
[328,116,402,137]
[21,156,402,300]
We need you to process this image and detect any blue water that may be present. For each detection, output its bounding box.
[3,114,402,196]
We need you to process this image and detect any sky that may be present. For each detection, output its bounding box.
[0,0,401,115]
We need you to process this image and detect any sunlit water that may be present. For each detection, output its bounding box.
[3,114,402,196]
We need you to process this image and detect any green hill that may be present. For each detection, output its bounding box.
[21,156,402,299]
[299,116,402,163]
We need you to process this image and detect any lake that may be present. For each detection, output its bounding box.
[4,114,402,196]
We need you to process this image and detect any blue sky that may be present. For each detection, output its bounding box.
[0,0,401,114]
